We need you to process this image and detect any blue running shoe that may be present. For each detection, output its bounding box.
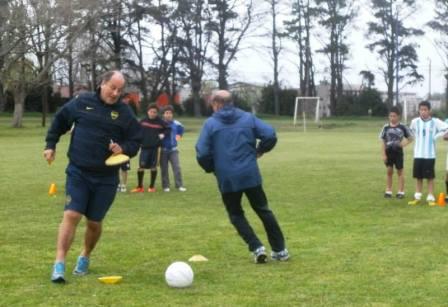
[253,246,267,264]
[51,262,66,283]
[73,256,89,276]
[271,249,290,261]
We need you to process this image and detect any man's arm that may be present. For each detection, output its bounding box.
[434,118,448,139]
[43,99,78,163]
[120,116,142,158]
[253,116,277,157]
[196,121,214,173]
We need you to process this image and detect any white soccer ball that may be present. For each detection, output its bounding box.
[165,261,194,288]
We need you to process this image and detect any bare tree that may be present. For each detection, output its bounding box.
[266,0,281,116]
[175,0,211,117]
[207,0,253,90]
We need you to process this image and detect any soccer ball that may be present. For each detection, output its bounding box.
[165,261,194,288]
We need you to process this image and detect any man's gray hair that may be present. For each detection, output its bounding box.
[212,90,233,105]
[97,70,125,87]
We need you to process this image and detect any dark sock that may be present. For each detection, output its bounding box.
[150,170,157,188]
[137,170,144,188]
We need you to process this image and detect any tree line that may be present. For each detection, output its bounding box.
[0,0,446,127]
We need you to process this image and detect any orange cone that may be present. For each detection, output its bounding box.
[437,192,445,207]
[48,183,57,196]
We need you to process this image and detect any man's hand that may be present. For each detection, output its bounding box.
[159,133,165,140]
[44,149,55,165]
[109,142,123,154]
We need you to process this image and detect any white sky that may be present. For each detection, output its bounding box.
[227,0,447,98]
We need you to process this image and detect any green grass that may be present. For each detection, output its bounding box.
[1,115,448,306]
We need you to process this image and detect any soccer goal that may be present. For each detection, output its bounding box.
[293,97,321,132]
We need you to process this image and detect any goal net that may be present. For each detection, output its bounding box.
[293,97,321,132]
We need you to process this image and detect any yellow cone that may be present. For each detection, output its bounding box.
[48,183,57,196]
[188,255,208,262]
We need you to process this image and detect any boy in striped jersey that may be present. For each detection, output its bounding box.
[408,101,448,206]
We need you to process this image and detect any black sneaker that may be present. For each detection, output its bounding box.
[396,193,405,199]
[384,192,392,198]
[253,246,267,264]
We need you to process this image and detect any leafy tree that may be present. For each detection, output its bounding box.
[367,0,424,106]
[360,70,375,89]
[283,0,316,97]
[260,84,297,115]
[315,0,356,115]
[427,0,448,109]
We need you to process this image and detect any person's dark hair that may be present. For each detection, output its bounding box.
[147,103,159,111]
[162,105,174,114]
[389,106,401,116]
[418,100,431,110]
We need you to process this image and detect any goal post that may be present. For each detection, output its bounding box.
[293,97,321,132]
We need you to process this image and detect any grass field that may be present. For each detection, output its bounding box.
[1,114,448,306]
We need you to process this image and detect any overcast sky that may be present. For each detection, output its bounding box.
[227,0,446,98]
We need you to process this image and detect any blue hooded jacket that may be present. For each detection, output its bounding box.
[195,105,277,193]
[161,120,184,151]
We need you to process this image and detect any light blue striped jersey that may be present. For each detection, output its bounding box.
[410,117,448,159]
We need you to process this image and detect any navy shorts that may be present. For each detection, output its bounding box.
[139,148,159,169]
[413,158,435,179]
[120,161,130,171]
[65,164,119,222]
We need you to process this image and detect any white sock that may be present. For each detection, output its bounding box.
[414,192,422,200]
[427,194,435,202]
[397,191,404,195]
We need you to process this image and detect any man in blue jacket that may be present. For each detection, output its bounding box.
[43,71,142,283]
[196,90,289,263]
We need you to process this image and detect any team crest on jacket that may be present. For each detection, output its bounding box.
[111,111,119,120]
[65,194,72,206]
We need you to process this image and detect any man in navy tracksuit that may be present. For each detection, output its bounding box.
[44,71,142,283]
[196,90,289,263]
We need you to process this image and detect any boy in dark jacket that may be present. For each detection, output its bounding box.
[195,90,289,263]
[131,103,170,193]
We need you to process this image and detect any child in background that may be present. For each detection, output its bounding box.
[117,162,130,192]
[379,106,413,199]
[131,104,170,193]
[160,105,186,192]
[408,101,448,206]
[118,93,140,193]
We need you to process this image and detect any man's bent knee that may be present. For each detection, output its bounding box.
[86,220,102,232]
[62,210,83,224]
